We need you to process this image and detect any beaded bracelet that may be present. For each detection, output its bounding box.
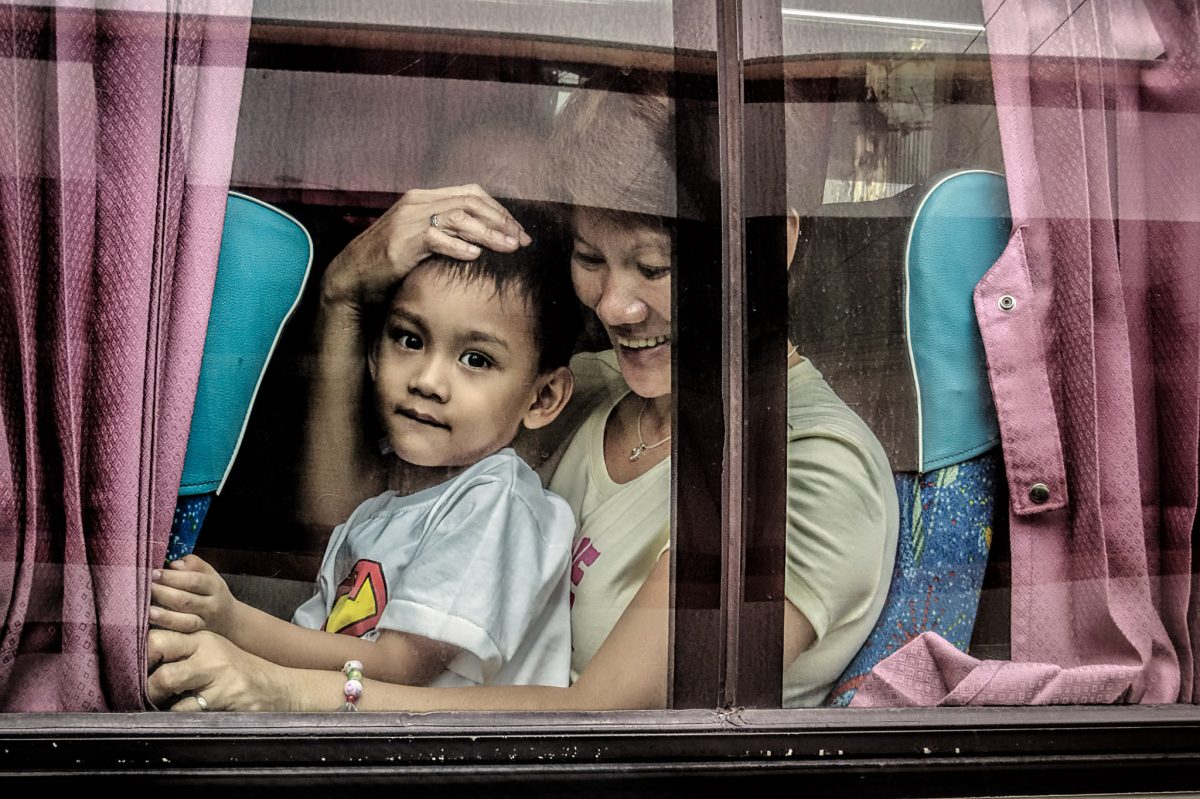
[340,659,364,712]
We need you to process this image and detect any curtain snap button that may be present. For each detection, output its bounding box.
[998,294,1017,311]
[1029,483,1051,504]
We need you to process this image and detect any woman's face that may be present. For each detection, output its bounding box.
[570,208,672,398]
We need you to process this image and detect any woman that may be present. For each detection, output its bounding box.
[147,79,898,711]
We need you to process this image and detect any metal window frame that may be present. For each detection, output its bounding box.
[3,706,1200,791]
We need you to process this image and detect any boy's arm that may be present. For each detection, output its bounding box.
[151,556,459,685]
[220,606,460,685]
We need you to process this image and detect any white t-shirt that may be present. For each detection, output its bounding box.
[531,351,897,706]
[292,448,575,688]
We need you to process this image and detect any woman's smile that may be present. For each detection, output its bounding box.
[613,333,670,350]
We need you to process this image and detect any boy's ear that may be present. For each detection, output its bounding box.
[785,207,801,270]
[523,366,575,430]
[367,340,379,383]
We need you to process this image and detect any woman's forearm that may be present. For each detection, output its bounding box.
[148,549,672,713]
[280,668,634,713]
[298,295,388,531]
[280,555,674,713]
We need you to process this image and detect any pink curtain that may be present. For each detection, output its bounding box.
[0,0,250,710]
[855,0,1200,706]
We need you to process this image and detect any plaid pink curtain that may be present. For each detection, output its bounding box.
[854,0,1200,706]
[0,0,249,710]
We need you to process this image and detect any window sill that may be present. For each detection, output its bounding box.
[3,705,1199,793]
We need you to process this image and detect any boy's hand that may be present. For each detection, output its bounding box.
[150,555,240,638]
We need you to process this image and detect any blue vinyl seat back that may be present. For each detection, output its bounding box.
[907,170,1009,472]
[825,171,1011,707]
[166,192,312,563]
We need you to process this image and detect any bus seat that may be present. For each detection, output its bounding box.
[166,192,313,563]
[825,171,1011,707]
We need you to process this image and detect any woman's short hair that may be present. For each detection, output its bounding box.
[547,70,717,221]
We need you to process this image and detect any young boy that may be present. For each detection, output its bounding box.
[150,219,582,691]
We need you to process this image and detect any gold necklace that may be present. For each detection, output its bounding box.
[628,346,794,464]
[630,398,671,462]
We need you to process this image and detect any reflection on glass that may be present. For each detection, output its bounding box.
[780,0,1200,709]
[779,1,1003,708]
[154,2,710,712]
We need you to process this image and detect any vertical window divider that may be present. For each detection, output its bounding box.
[669,0,787,710]
[669,0,725,708]
[727,0,788,708]
[716,0,750,710]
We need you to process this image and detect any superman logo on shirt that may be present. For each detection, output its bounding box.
[323,559,388,637]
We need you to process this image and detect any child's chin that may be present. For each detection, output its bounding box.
[396,452,449,468]
[394,444,478,470]
[389,442,446,468]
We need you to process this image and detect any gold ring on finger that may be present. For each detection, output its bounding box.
[429,212,458,238]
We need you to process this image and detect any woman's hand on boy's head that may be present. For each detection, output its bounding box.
[149,555,238,638]
[321,184,531,312]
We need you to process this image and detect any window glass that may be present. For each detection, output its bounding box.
[6,0,1198,730]
[773,0,1005,710]
[775,0,1200,709]
[185,0,728,712]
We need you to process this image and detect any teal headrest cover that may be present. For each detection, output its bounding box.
[906,171,1010,472]
[179,192,312,495]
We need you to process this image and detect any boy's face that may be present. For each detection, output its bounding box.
[369,264,543,468]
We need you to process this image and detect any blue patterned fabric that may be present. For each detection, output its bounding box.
[166,494,213,564]
[824,450,998,707]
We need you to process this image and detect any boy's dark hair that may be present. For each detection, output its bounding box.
[383,201,582,373]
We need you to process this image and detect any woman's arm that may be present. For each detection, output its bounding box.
[148,554,817,711]
[149,554,670,711]
[299,295,386,530]
[298,185,531,529]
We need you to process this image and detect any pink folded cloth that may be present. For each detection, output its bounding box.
[851,632,1141,707]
